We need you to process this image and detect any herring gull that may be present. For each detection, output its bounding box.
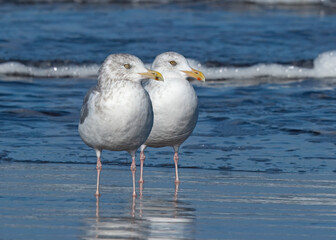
[139,52,205,185]
[78,53,163,197]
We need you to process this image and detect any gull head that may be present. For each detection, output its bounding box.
[152,52,205,82]
[98,54,163,86]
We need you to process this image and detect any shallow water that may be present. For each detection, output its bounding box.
[1,163,336,240]
[1,1,336,239]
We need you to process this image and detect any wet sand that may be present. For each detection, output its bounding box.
[1,1,336,239]
[1,162,336,240]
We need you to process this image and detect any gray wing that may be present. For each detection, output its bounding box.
[80,85,100,124]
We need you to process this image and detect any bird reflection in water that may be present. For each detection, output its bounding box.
[86,187,194,240]
[140,182,179,200]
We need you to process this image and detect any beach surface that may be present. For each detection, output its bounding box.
[1,1,336,239]
[1,162,336,240]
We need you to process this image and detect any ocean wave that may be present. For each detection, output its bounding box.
[0,61,99,78]
[245,0,333,5]
[1,50,336,80]
[191,50,336,80]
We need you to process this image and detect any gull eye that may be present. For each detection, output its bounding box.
[124,63,131,69]
[169,60,177,66]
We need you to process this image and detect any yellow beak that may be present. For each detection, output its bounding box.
[182,68,205,82]
[139,69,164,81]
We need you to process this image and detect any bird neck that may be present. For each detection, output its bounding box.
[98,77,140,92]
[155,68,185,80]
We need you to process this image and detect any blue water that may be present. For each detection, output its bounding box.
[1,1,336,240]
[1,1,336,65]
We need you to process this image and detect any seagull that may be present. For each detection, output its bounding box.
[139,52,205,185]
[78,53,163,198]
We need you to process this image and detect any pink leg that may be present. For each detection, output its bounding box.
[139,151,145,184]
[139,181,143,198]
[130,155,137,198]
[174,181,179,201]
[95,195,100,218]
[95,150,102,197]
[174,152,180,184]
[131,196,136,217]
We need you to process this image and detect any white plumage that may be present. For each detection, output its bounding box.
[139,52,205,185]
[78,53,163,197]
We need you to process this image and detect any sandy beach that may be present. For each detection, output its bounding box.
[1,161,336,239]
[1,1,336,239]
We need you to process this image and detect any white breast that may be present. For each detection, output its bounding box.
[78,81,153,152]
[144,78,198,148]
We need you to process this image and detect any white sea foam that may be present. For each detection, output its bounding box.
[246,0,326,5]
[0,50,336,80]
[188,50,336,80]
[0,62,99,78]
